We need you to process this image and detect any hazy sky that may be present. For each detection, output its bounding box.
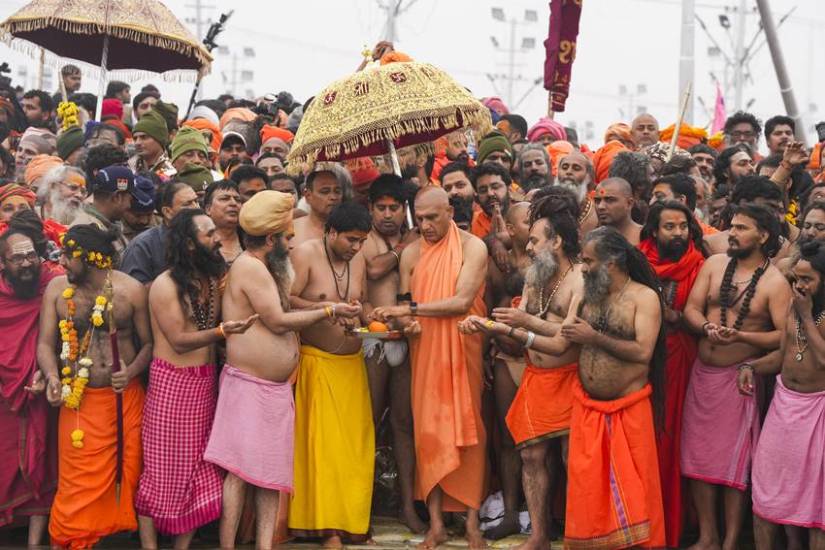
[1,0,823,152]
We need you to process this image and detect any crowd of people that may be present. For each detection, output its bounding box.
[1,45,824,550]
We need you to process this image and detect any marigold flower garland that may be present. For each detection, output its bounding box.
[59,286,107,448]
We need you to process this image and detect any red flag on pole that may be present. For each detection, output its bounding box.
[544,0,583,113]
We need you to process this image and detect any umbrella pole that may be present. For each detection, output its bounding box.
[386,139,414,228]
[94,34,111,121]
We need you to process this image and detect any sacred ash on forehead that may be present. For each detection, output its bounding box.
[10,241,35,255]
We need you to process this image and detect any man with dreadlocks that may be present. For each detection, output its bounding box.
[559,226,666,549]
[461,187,584,550]
[638,201,708,548]
[136,209,257,549]
[740,240,825,549]
[683,203,790,550]
[36,224,152,549]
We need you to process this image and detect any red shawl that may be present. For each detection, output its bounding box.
[0,269,59,511]
[638,237,703,547]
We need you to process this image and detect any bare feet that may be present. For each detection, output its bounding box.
[323,535,344,548]
[483,511,520,541]
[400,506,428,534]
[465,526,488,550]
[417,526,449,549]
[686,539,721,550]
[512,534,550,550]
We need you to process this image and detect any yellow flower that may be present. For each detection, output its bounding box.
[87,252,95,261]
[71,440,83,449]
[59,320,67,329]
[61,377,72,386]
[92,315,103,327]
[95,296,107,306]
[72,250,82,258]
[62,288,75,299]
[71,429,84,441]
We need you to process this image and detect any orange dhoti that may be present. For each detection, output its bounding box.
[505,361,577,448]
[409,221,487,511]
[49,380,144,549]
[565,381,665,550]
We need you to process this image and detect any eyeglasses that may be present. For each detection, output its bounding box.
[729,130,756,139]
[5,251,38,266]
[803,222,825,232]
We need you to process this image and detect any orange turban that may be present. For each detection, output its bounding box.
[183,118,223,152]
[0,183,36,207]
[103,117,133,141]
[707,131,726,152]
[659,123,708,150]
[24,154,63,188]
[219,107,256,130]
[239,190,295,236]
[259,125,294,145]
[380,51,413,65]
[344,157,381,188]
[546,140,575,176]
[604,123,633,146]
[592,140,629,183]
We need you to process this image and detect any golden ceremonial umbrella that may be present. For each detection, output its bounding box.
[287,61,492,177]
[0,0,212,118]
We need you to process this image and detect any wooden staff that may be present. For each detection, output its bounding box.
[666,82,693,162]
[105,273,124,503]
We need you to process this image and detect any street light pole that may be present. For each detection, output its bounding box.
[678,0,695,123]
[754,0,806,145]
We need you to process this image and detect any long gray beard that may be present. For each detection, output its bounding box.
[268,254,295,311]
[525,250,558,313]
[583,264,612,307]
[50,190,81,225]
[555,176,588,203]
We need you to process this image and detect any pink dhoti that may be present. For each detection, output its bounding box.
[204,365,294,492]
[752,376,825,529]
[680,358,759,491]
[135,359,223,535]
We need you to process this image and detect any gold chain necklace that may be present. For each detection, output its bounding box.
[537,265,574,317]
[578,198,592,224]
[794,310,825,361]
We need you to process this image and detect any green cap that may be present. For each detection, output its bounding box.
[476,129,513,165]
[133,109,169,148]
[170,127,208,162]
[56,126,84,160]
[153,100,179,131]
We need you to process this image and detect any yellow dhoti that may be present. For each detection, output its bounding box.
[288,345,374,542]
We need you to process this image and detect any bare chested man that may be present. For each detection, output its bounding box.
[37,224,152,549]
[556,151,598,237]
[593,177,642,245]
[360,176,423,533]
[705,175,797,262]
[479,201,531,541]
[462,192,584,549]
[740,241,825,550]
[683,203,790,550]
[205,191,360,549]
[289,201,375,547]
[488,226,667,548]
[372,187,489,549]
[137,209,257,550]
[291,170,343,248]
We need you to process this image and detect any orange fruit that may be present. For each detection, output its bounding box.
[368,321,389,332]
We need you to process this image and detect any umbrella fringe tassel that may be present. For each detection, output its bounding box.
[0,37,201,81]
[0,17,211,73]
[288,106,491,174]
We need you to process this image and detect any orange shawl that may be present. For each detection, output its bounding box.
[470,208,491,239]
[409,222,487,511]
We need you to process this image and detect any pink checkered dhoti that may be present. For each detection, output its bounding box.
[135,359,223,535]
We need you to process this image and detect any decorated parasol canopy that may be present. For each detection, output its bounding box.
[287,61,492,176]
[0,0,212,118]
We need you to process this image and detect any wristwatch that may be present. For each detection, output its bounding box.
[409,302,418,316]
